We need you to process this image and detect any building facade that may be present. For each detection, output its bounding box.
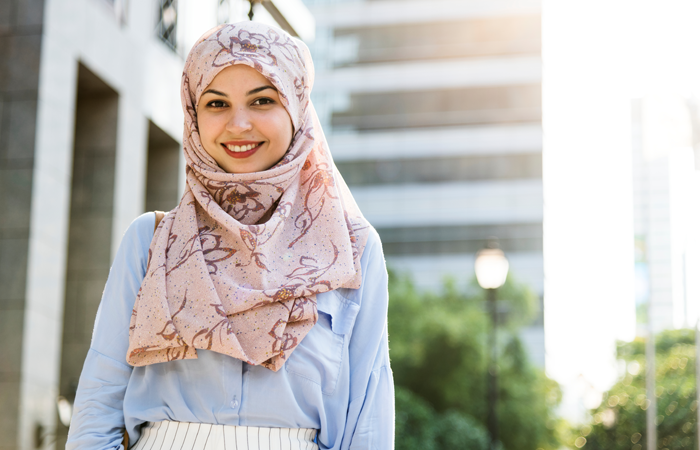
[631,96,700,334]
[303,0,545,365]
[0,1,310,448]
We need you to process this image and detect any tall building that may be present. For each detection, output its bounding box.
[303,0,544,364]
[0,1,311,448]
[631,96,700,334]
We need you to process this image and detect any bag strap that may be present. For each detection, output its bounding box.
[154,211,166,233]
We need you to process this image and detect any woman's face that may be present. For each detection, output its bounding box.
[196,64,293,174]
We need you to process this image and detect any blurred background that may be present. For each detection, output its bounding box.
[0,0,698,448]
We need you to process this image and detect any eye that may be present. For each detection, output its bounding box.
[252,97,275,106]
[206,99,227,108]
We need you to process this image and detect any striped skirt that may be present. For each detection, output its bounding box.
[131,421,319,450]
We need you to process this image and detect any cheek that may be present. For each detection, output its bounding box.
[268,112,294,152]
[281,113,294,146]
[197,115,214,142]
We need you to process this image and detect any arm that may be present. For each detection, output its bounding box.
[343,230,395,450]
[66,213,155,450]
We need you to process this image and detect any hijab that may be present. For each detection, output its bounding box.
[127,22,370,371]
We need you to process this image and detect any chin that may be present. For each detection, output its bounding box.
[223,162,267,174]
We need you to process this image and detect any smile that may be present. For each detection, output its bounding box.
[222,141,263,159]
[226,143,257,152]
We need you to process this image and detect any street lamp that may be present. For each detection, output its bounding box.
[475,244,509,290]
[475,239,509,450]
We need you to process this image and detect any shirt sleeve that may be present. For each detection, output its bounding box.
[66,213,155,450]
[342,229,395,450]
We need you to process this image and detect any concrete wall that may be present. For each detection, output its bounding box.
[0,0,46,448]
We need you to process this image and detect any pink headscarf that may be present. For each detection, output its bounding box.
[127,22,370,371]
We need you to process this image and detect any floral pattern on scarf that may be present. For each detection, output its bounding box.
[127,22,370,371]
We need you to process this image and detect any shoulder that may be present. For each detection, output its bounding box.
[359,226,386,286]
[122,212,156,250]
[127,211,157,238]
[112,212,157,271]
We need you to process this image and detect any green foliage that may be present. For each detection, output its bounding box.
[573,329,698,450]
[475,275,540,331]
[435,410,492,449]
[388,269,565,450]
[498,337,566,450]
[395,386,490,450]
[395,386,440,450]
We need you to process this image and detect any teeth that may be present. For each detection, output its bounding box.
[226,143,257,152]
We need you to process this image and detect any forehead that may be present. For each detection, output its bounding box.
[205,64,273,93]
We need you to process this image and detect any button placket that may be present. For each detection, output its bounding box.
[223,357,243,421]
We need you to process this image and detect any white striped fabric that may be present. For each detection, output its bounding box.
[131,421,319,450]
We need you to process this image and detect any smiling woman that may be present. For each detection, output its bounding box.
[65,21,394,450]
[197,64,293,173]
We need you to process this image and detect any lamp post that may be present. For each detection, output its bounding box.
[475,240,509,450]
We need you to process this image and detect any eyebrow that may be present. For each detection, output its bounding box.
[247,85,277,95]
[201,85,277,97]
[202,88,227,97]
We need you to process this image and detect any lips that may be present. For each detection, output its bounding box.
[221,141,263,159]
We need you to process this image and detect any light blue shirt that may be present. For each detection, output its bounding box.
[66,213,394,450]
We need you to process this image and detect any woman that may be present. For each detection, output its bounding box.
[66,22,394,450]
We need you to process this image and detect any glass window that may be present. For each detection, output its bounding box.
[334,15,541,66]
[336,153,542,186]
[331,84,541,131]
[377,223,543,255]
[156,0,178,51]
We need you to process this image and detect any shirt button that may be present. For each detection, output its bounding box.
[230,398,239,409]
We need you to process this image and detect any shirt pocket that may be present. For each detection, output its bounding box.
[285,290,359,395]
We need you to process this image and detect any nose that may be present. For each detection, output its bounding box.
[226,106,253,134]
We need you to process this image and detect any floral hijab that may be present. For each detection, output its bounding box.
[127,22,370,371]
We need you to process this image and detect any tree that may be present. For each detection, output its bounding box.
[574,329,697,450]
[388,269,566,449]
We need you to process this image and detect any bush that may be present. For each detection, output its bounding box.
[395,386,438,450]
[434,410,491,450]
[395,386,490,450]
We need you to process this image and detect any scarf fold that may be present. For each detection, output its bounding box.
[127,22,370,371]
